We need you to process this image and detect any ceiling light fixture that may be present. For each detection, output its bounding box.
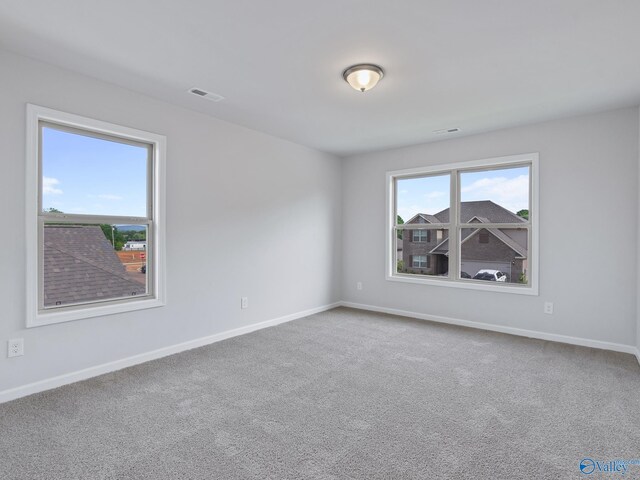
[342,64,384,92]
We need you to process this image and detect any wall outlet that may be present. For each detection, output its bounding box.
[356,282,363,291]
[544,302,554,315]
[241,297,249,309]
[8,338,24,358]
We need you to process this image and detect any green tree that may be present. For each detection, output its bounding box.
[516,209,529,220]
[99,225,125,250]
[397,215,404,239]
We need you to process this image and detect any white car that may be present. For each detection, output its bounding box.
[473,269,507,282]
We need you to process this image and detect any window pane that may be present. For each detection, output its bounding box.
[411,230,428,242]
[41,125,149,217]
[396,174,450,226]
[43,223,148,308]
[459,166,529,223]
[396,228,449,276]
[460,227,528,284]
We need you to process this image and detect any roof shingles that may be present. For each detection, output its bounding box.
[44,226,145,307]
[434,200,526,224]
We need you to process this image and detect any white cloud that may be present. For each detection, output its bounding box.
[461,175,529,213]
[43,177,63,195]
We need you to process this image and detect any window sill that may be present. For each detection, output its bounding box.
[387,273,539,296]
[27,296,165,328]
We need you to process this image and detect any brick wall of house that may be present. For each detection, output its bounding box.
[402,229,445,275]
[461,228,524,282]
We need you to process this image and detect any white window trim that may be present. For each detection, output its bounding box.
[26,104,167,327]
[386,153,539,296]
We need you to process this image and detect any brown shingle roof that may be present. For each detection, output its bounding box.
[405,213,442,224]
[434,200,526,224]
[44,226,145,307]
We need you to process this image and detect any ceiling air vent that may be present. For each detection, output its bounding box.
[188,88,225,102]
[433,127,461,135]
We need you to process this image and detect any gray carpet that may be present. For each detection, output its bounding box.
[1,307,639,479]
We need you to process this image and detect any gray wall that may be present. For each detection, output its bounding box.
[342,107,639,347]
[0,49,342,392]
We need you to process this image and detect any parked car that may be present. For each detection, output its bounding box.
[473,269,507,282]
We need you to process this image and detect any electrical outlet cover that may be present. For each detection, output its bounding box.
[8,338,24,357]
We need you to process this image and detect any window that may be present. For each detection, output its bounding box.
[387,153,538,295]
[412,230,427,242]
[26,105,166,326]
[412,255,428,268]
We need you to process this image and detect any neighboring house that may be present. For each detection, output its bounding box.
[43,225,145,307]
[123,240,147,251]
[401,200,528,283]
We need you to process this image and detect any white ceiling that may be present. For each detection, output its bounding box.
[1,1,639,156]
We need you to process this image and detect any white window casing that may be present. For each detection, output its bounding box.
[26,104,167,327]
[386,153,539,295]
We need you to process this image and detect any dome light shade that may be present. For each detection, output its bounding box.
[342,64,384,92]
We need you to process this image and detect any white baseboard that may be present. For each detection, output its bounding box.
[0,302,341,404]
[340,301,640,359]
[635,348,640,366]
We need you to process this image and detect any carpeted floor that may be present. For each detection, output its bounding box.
[1,307,639,479]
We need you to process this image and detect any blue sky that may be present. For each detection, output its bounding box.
[42,127,148,217]
[397,166,529,222]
